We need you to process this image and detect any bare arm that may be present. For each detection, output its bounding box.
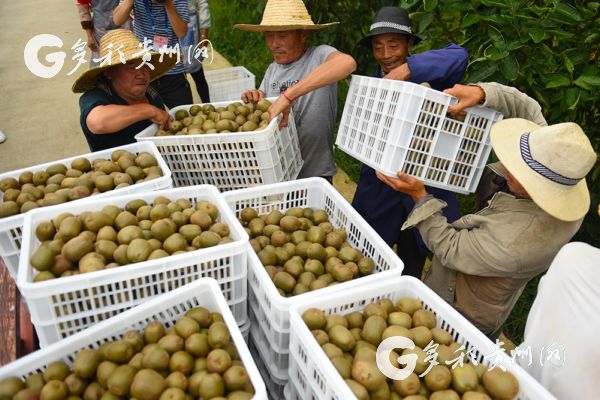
[112,0,134,26]
[269,51,357,126]
[86,103,170,134]
[164,0,188,39]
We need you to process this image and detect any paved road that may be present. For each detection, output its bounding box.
[0,0,231,173]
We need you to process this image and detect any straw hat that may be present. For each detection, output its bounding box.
[234,0,338,32]
[491,118,596,221]
[72,29,176,93]
[358,7,424,47]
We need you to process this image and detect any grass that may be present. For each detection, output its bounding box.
[208,0,535,346]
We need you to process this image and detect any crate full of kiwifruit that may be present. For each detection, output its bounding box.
[0,278,267,400]
[135,97,303,191]
[0,141,172,281]
[288,275,554,400]
[223,177,404,382]
[17,185,248,348]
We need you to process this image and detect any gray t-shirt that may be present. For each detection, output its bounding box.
[260,45,338,178]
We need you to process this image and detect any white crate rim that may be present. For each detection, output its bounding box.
[288,275,556,400]
[0,278,267,400]
[17,184,248,296]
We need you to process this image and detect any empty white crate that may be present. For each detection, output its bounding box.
[135,98,303,191]
[18,185,248,347]
[336,75,504,194]
[288,275,555,400]
[205,66,256,102]
[249,330,287,400]
[0,278,267,400]
[0,142,172,281]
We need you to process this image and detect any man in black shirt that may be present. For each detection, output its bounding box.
[73,29,176,151]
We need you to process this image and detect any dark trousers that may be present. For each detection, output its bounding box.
[190,68,211,102]
[150,73,193,109]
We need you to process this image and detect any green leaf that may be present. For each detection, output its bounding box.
[467,62,499,83]
[585,33,600,44]
[423,0,438,12]
[528,29,546,43]
[484,45,509,61]
[461,13,480,28]
[553,3,584,22]
[563,55,575,75]
[487,26,505,47]
[565,88,581,110]
[545,75,571,88]
[575,75,600,87]
[418,12,435,32]
[500,55,519,81]
[507,40,526,51]
[480,0,508,7]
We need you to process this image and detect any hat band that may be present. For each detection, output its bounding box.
[520,132,581,186]
[370,21,412,34]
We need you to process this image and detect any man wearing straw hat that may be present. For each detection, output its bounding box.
[376,115,596,338]
[235,0,357,181]
[351,6,468,279]
[74,29,177,152]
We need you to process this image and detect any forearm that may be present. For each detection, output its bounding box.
[113,0,134,26]
[285,52,356,101]
[86,104,158,134]
[165,0,188,38]
[477,82,548,126]
[407,44,468,85]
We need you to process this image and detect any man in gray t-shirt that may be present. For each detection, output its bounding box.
[235,0,356,179]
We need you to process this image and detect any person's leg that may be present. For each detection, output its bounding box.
[396,228,426,279]
[190,68,211,102]
[150,73,193,109]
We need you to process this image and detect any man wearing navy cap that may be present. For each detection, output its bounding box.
[352,7,468,278]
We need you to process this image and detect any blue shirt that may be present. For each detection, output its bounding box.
[352,44,468,256]
[79,82,165,151]
[127,0,189,75]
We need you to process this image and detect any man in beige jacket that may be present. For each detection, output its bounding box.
[377,83,597,337]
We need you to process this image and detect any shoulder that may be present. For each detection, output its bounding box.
[311,44,338,58]
[80,87,112,107]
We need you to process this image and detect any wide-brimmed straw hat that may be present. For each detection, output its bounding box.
[491,118,596,221]
[234,0,338,32]
[358,7,424,47]
[72,29,176,93]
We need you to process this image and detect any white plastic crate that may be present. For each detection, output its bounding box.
[0,278,267,400]
[205,66,256,102]
[17,185,248,347]
[288,275,556,400]
[248,330,287,400]
[135,97,303,191]
[336,75,504,194]
[223,177,403,334]
[0,142,172,281]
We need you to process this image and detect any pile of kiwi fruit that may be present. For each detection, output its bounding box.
[301,298,520,400]
[0,307,255,400]
[237,206,376,297]
[0,150,164,219]
[155,99,272,136]
[29,195,232,282]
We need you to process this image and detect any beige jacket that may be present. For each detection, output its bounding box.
[403,193,582,334]
[403,83,580,334]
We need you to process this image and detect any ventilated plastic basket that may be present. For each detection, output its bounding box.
[17,185,248,347]
[223,177,403,334]
[205,66,256,102]
[0,278,267,400]
[135,98,303,191]
[288,275,556,400]
[336,75,504,194]
[0,142,172,281]
[249,330,287,400]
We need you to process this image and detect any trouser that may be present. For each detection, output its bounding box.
[190,68,211,103]
[150,73,193,109]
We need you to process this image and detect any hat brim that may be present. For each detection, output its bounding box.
[72,52,177,93]
[234,22,338,32]
[491,118,590,222]
[358,28,425,48]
